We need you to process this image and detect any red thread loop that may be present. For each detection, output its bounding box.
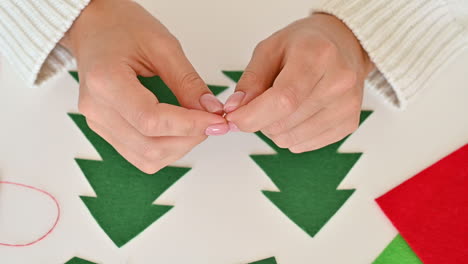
[0,181,61,247]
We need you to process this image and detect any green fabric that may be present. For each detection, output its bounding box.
[373,235,423,264]
[222,71,243,83]
[249,257,278,264]
[252,111,371,237]
[69,72,227,248]
[65,257,97,264]
[224,71,372,237]
[70,114,189,248]
[69,72,229,104]
[70,71,79,82]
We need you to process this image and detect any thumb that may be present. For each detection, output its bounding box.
[224,41,282,114]
[148,38,223,114]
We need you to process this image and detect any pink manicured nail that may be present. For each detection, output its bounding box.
[224,91,245,113]
[200,93,224,114]
[228,122,240,132]
[205,123,229,136]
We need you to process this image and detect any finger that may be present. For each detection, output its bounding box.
[145,37,223,113]
[88,65,228,137]
[224,40,283,113]
[81,101,207,154]
[226,57,324,133]
[261,96,322,136]
[288,123,355,154]
[86,119,202,174]
[261,63,361,136]
[269,104,360,149]
[85,119,168,174]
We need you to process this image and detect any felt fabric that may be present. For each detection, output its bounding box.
[68,72,228,247]
[376,144,468,264]
[223,70,373,237]
[70,114,189,248]
[373,235,422,264]
[249,257,278,264]
[65,257,97,264]
[251,111,372,237]
[222,71,243,83]
[69,72,229,102]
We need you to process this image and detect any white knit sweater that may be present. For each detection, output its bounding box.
[0,0,467,108]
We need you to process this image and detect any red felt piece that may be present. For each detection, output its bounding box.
[376,144,468,264]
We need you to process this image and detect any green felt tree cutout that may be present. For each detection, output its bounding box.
[69,72,228,103]
[65,257,97,264]
[69,72,228,247]
[222,71,372,237]
[252,112,370,237]
[373,235,422,264]
[222,70,243,83]
[249,257,278,264]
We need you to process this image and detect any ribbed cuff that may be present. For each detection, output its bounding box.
[313,0,468,108]
[0,0,91,87]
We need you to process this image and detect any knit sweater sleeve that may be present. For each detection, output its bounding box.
[312,0,468,108]
[0,0,90,87]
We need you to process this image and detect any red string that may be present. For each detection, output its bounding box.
[0,181,61,247]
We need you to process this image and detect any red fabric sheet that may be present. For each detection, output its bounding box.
[376,144,468,264]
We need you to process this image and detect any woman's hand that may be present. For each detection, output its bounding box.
[61,0,228,173]
[225,14,374,153]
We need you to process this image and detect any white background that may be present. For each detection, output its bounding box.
[0,0,467,263]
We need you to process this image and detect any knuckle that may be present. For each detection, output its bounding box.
[141,145,165,161]
[348,95,363,112]
[235,117,258,133]
[85,119,98,132]
[254,40,272,54]
[84,65,108,91]
[337,69,358,93]
[263,121,287,135]
[318,38,337,55]
[157,35,181,52]
[139,162,161,175]
[180,71,205,91]
[181,110,198,135]
[292,37,315,53]
[346,119,360,134]
[290,143,313,153]
[291,37,336,59]
[289,147,306,154]
[277,86,300,113]
[161,35,181,47]
[314,39,338,64]
[272,132,295,149]
[135,109,161,136]
[77,97,94,118]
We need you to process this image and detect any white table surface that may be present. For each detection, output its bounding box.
[1,0,467,263]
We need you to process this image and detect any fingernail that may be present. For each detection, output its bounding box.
[200,93,224,114]
[228,122,240,132]
[205,123,229,136]
[224,91,245,113]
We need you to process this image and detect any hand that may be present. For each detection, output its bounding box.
[225,14,374,153]
[61,0,228,173]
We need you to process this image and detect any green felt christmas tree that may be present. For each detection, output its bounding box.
[249,257,278,264]
[373,235,422,264]
[65,257,97,264]
[69,72,228,247]
[223,71,371,237]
